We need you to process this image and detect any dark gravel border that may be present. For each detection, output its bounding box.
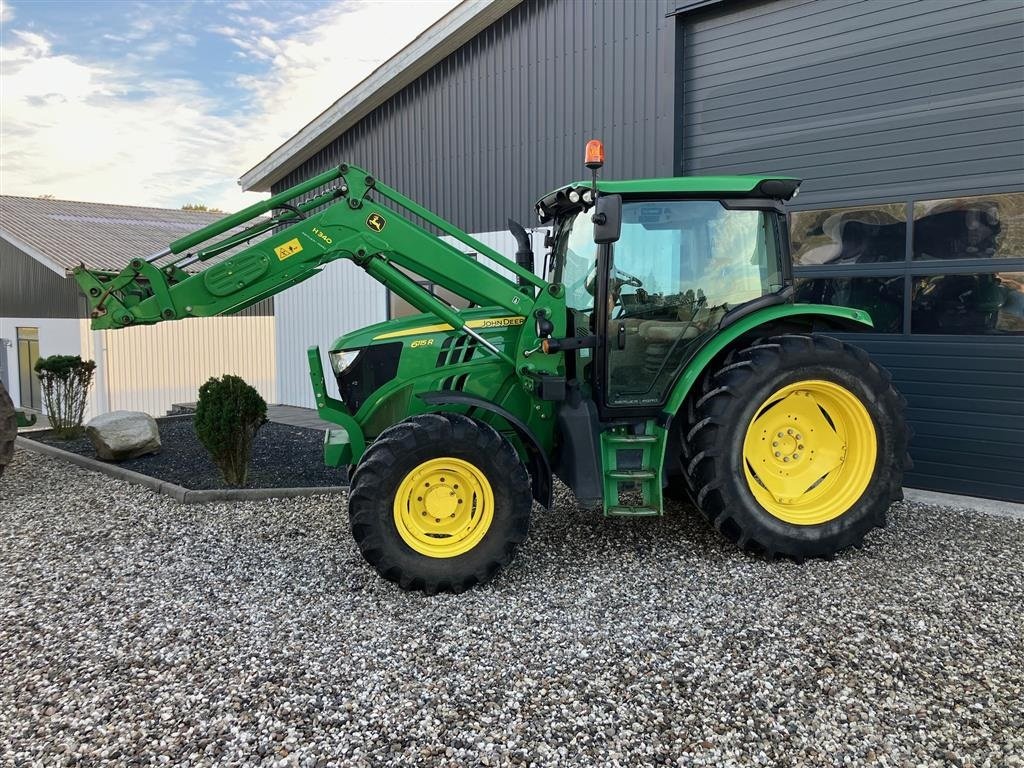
[19,416,347,503]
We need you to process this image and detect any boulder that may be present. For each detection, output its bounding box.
[85,410,161,461]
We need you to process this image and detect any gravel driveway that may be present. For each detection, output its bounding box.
[2,449,1022,767]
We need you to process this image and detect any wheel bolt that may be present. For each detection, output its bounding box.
[787,428,794,435]
[783,457,790,462]
[798,444,804,450]
[775,452,781,457]
[772,441,778,447]
[793,453,800,459]
[777,432,784,438]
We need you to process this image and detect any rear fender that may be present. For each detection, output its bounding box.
[660,304,873,424]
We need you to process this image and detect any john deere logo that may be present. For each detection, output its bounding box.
[366,213,386,232]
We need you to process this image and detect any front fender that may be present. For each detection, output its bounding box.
[661,303,873,421]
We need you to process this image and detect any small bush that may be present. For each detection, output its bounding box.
[34,355,96,438]
[194,374,267,486]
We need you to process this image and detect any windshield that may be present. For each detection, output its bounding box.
[551,199,785,322]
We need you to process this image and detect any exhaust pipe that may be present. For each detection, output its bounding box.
[507,219,534,288]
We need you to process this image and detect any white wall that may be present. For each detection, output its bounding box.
[0,317,84,411]
[2,316,276,419]
[275,260,387,407]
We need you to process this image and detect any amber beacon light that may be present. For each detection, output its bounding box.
[584,139,605,170]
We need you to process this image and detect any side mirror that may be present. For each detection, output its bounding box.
[593,194,622,244]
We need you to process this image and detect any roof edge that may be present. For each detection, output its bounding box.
[239,0,521,193]
[0,227,68,276]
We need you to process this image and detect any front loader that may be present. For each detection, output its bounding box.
[71,141,909,593]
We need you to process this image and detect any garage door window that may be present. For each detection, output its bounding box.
[912,271,1024,335]
[794,276,904,333]
[913,194,1024,261]
[790,203,907,266]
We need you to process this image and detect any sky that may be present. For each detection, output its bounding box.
[0,0,458,211]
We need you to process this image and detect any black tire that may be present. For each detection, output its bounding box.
[0,380,16,481]
[348,412,532,594]
[685,334,910,559]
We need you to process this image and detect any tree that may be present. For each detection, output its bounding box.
[194,375,267,486]
[34,355,96,438]
[181,203,225,213]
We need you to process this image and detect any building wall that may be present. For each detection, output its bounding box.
[0,317,84,409]
[676,0,1024,502]
[0,240,84,318]
[273,0,678,233]
[2,316,276,420]
[678,0,1024,207]
[275,260,387,408]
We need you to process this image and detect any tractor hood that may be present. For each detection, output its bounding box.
[330,306,527,352]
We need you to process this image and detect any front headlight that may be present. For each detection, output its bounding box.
[329,349,361,375]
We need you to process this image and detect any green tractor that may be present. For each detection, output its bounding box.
[72,142,908,593]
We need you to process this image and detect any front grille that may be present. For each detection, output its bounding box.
[334,342,402,413]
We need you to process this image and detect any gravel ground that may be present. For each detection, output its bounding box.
[2,449,1022,768]
[31,416,345,490]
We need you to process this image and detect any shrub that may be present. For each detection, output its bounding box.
[34,355,96,438]
[194,374,267,486]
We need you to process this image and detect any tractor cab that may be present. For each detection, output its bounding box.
[536,154,800,414]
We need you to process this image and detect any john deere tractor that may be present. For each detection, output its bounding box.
[72,141,908,593]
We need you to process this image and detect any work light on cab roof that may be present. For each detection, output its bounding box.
[65,137,908,596]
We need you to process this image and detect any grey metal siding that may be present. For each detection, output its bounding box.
[679,0,1024,207]
[274,0,677,233]
[679,0,1024,501]
[0,240,84,318]
[849,335,1023,502]
[0,239,274,319]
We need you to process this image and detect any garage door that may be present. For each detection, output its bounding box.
[677,0,1024,501]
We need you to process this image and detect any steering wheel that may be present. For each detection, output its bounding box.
[584,264,644,296]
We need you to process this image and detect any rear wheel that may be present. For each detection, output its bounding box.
[0,381,16,481]
[685,334,909,559]
[348,412,532,593]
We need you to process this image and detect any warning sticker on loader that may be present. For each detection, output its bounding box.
[274,238,303,261]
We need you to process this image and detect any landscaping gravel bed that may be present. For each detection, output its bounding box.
[29,415,346,490]
[2,449,1022,767]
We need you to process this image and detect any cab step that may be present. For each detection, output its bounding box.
[607,469,657,480]
[602,434,658,445]
[607,505,660,517]
[599,422,667,518]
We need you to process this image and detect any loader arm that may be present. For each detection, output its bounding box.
[73,164,562,369]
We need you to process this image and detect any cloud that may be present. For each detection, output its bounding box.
[0,31,250,209]
[0,0,459,212]
[0,0,12,23]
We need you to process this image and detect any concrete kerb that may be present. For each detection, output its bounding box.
[15,437,347,504]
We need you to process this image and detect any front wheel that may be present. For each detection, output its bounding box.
[685,334,909,559]
[348,413,532,593]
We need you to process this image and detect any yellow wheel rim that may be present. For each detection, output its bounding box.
[742,379,877,525]
[393,457,495,558]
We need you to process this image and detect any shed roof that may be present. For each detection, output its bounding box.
[238,0,518,194]
[0,196,257,275]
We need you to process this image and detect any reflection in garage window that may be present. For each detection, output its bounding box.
[912,272,1024,334]
[794,276,904,333]
[913,193,1024,260]
[790,203,907,266]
